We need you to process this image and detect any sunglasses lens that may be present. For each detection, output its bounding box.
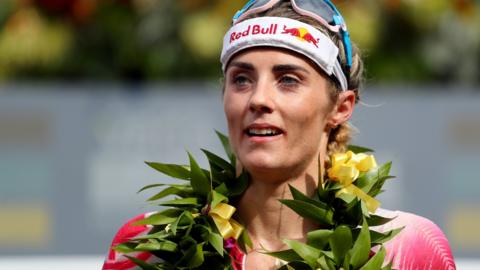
[235,0,272,21]
[294,0,336,25]
[248,0,273,9]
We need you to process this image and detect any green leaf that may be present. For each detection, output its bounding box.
[113,242,137,253]
[175,238,198,267]
[210,169,231,186]
[317,255,336,270]
[366,215,396,227]
[208,232,224,256]
[137,183,165,193]
[202,149,235,173]
[381,261,393,270]
[369,179,395,198]
[215,130,236,165]
[193,224,211,240]
[135,240,162,251]
[347,145,374,153]
[238,228,253,250]
[125,255,159,270]
[283,239,321,268]
[133,209,182,225]
[355,162,392,193]
[289,185,328,209]
[147,186,191,201]
[350,218,371,269]
[265,249,303,262]
[187,244,205,268]
[359,246,386,270]
[281,261,312,270]
[371,227,404,245]
[279,199,334,225]
[320,250,335,260]
[361,200,370,217]
[228,170,249,197]
[214,182,229,196]
[188,152,211,196]
[160,197,200,207]
[135,240,178,252]
[211,190,228,209]
[145,162,190,180]
[317,183,333,202]
[343,252,352,270]
[366,176,395,198]
[133,232,168,241]
[170,211,194,235]
[329,225,352,264]
[337,192,356,204]
[306,229,333,250]
[377,162,392,177]
[342,198,363,226]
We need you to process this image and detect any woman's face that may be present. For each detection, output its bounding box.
[223,48,346,179]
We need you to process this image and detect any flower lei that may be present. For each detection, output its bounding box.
[115,131,402,270]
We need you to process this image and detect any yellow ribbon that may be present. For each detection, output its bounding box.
[327,151,380,213]
[209,203,243,240]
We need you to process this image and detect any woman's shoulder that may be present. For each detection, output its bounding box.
[375,209,456,270]
[102,212,158,270]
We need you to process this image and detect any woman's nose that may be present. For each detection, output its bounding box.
[248,80,274,114]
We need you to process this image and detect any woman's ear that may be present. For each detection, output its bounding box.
[327,90,356,128]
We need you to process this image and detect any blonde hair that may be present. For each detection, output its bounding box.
[245,2,365,158]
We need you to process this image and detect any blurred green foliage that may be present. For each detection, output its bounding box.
[0,0,478,86]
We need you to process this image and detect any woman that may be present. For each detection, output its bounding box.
[103,1,456,269]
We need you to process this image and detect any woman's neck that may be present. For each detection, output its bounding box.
[235,135,329,269]
[236,171,319,252]
[236,134,329,252]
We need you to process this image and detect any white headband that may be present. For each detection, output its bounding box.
[220,17,348,91]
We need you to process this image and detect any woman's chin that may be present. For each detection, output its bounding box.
[245,162,278,174]
[240,154,286,176]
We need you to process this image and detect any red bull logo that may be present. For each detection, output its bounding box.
[282,25,320,48]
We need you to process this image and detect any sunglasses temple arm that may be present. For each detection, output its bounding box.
[332,15,352,72]
[323,0,342,17]
[233,0,258,22]
[343,31,352,69]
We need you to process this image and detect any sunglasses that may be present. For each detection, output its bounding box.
[232,0,352,76]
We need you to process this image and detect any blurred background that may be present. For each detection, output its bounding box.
[0,0,479,269]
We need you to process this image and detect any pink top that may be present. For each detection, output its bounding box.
[102,209,456,270]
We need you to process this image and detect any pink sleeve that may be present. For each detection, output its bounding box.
[102,213,157,270]
[377,210,456,270]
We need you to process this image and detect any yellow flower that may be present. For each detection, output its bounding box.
[327,151,380,213]
[209,203,243,240]
[328,151,377,184]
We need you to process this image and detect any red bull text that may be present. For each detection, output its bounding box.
[230,24,279,43]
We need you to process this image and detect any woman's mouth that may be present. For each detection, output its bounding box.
[246,128,281,136]
[244,125,284,138]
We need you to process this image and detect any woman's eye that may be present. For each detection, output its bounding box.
[279,75,299,86]
[233,75,251,87]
